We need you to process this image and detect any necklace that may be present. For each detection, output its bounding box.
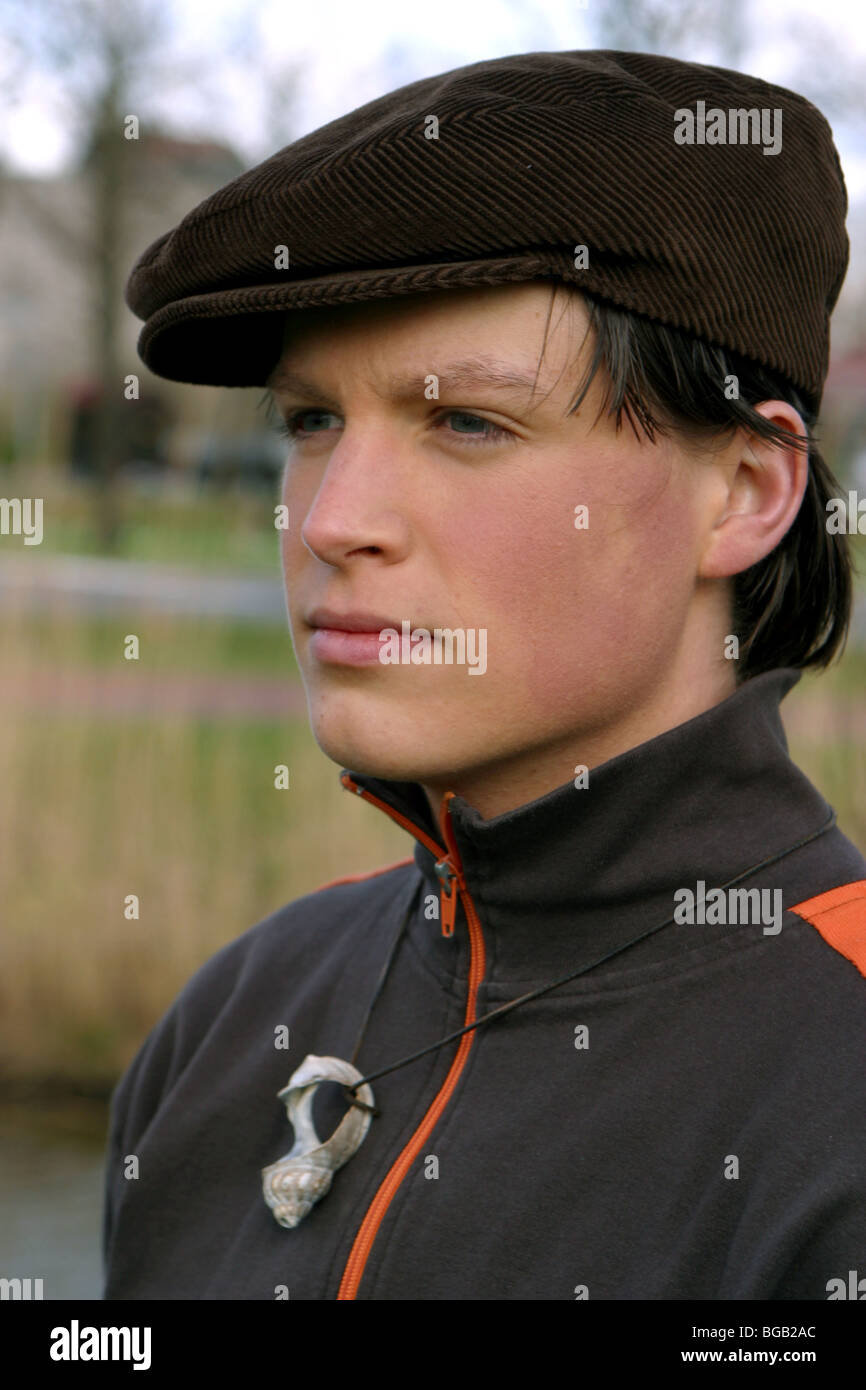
[262,807,836,1228]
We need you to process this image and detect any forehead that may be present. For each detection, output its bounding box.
[266,282,590,399]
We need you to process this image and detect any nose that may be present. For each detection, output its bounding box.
[297,425,413,568]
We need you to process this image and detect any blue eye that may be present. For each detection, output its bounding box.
[276,408,338,439]
[273,407,513,446]
[439,411,511,444]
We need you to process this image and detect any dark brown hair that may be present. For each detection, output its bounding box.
[539,285,852,681]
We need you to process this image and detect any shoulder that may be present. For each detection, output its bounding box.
[105,857,418,1136]
[779,875,866,1076]
[178,853,416,1013]
[770,820,866,989]
[789,876,866,981]
[214,854,417,989]
[746,876,866,1120]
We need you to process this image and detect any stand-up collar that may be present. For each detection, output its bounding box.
[342,669,834,983]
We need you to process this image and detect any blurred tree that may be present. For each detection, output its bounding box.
[219,1,305,160]
[586,0,866,127]
[3,0,173,547]
[588,0,748,66]
[782,16,866,126]
[1,0,303,541]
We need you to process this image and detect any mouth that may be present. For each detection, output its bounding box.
[304,607,407,667]
[305,608,403,634]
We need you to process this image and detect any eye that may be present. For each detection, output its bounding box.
[272,406,515,446]
[435,411,514,446]
[274,408,340,440]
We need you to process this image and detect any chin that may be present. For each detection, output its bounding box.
[303,676,494,785]
[305,701,449,784]
[311,723,431,783]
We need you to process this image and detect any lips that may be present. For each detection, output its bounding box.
[305,608,406,634]
[304,607,411,668]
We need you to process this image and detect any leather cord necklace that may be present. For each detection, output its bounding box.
[262,806,836,1229]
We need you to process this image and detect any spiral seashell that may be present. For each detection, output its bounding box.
[262,1055,375,1229]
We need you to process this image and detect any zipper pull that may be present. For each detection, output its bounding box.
[434,857,459,938]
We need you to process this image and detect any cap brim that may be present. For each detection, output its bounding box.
[135,252,570,387]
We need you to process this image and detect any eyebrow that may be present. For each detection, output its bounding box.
[266,355,551,407]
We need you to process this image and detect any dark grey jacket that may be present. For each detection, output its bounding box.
[102,669,866,1300]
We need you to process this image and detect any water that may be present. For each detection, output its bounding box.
[0,1102,108,1300]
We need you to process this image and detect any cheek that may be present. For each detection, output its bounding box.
[451,460,691,628]
[458,454,699,715]
[280,464,312,578]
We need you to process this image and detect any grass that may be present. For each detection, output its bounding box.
[782,659,866,853]
[0,711,408,1087]
[786,726,866,848]
[7,466,283,573]
[2,607,299,676]
[0,600,407,1086]
[0,596,864,1089]
[800,640,866,697]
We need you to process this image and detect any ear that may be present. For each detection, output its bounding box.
[698,401,809,581]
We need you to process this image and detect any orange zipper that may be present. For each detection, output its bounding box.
[336,783,486,1300]
[341,774,463,938]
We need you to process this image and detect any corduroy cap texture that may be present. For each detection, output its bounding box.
[126,48,849,412]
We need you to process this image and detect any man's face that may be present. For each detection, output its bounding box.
[271,283,731,818]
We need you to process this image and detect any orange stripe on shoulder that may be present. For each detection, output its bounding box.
[790,879,866,978]
[313,857,414,894]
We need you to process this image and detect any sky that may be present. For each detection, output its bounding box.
[3,0,865,192]
[2,0,865,334]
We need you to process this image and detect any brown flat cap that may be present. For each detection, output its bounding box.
[126,48,848,411]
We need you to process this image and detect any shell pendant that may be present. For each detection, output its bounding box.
[261,1055,375,1229]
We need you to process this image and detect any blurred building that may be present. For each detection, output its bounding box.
[1,133,243,388]
[823,347,866,485]
[0,133,252,472]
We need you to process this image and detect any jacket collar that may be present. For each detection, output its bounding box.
[341,669,833,984]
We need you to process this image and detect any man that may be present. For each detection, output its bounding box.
[103,49,866,1300]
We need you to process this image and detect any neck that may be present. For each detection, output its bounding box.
[422,643,738,823]
[345,668,832,986]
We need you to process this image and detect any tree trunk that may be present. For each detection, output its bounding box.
[90,77,126,551]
